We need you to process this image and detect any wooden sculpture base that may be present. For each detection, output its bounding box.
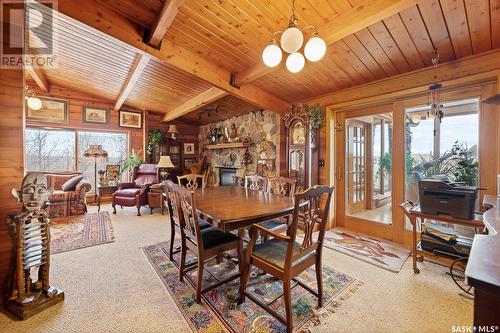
[5,287,64,320]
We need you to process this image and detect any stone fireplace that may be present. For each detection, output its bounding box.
[199,110,278,187]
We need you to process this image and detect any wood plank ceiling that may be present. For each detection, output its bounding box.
[177,94,263,125]
[31,0,500,121]
[100,0,500,104]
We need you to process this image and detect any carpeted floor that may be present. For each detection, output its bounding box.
[0,204,473,333]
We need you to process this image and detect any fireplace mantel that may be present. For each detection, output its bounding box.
[205,142,250,150]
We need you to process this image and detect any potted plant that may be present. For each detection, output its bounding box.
[147,128,163,155]
[122,149,144,175]
[304,105,323,131]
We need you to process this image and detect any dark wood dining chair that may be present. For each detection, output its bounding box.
[238,185,334,333]
[244,175,267,192]
[177,174,206,190]
[165,180,211,262]
[172,185,243,303]
[260,177,297,236]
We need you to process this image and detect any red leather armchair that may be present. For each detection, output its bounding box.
[112,164,159,216]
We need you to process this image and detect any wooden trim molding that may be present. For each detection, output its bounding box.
[25,64,49,93]
[114,54,150,111]
[162,87,228,122]
[148,0,185,47]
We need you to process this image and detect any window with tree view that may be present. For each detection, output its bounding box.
[404,98,479,228]
[25,127,128,191]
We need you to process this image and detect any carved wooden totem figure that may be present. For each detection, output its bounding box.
[6,172,64,319]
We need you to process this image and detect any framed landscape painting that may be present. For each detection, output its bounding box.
[83,106,109,124]
[119,110,142,129]
[184,143,195,155]
[26,97,68,124]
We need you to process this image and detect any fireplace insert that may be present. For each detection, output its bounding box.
[219,167,237,186]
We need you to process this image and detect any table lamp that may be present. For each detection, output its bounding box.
[167,125,178,140]
[84,145,108,202]
[157,155,175,181]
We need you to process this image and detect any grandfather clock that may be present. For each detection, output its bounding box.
[284,105,319,191]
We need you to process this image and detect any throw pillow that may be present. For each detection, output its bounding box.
[61,175,83,191]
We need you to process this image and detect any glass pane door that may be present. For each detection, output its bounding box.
[345,113,393,225]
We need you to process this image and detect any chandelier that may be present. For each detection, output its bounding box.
[262,0,326,73]
[427,49,444,122]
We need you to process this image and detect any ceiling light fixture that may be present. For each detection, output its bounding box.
[262,0,326,73]
[427,49,444,122]
[25,86,42,110]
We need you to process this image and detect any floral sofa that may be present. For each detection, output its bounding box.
[44,172,92,218]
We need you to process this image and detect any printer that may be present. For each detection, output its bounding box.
[418,179,478,220]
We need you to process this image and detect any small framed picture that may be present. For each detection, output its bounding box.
[26,97,68,124]
[83,106,109,124]
[119,110,142,129]
[106,164,121,182]
[184,158,196,170]
[184,143,195,155]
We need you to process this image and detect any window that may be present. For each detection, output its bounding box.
[25,127,128,191]
[77,131,128,184]
[404,98,479,229]
[25,128,76,172]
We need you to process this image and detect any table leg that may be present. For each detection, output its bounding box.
[97,194,101,212]
[411,216,419,274]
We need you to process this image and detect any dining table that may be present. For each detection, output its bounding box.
[194,186,297,233]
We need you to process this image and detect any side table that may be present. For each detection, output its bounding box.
[148,185,165,214]
[97,185,117,212]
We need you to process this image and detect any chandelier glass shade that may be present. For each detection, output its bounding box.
[262,42,283,68]
[25,86,42,110]
[286,52,305,73]
[261,0,325,73]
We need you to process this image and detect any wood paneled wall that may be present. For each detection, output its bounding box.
[0,68,25,302]
[26,84,145,157]
[145,111,200,164]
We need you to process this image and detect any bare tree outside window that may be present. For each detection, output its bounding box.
[25,128,75,172]
[25,127,128,192]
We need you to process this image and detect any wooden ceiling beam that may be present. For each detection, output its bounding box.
[25,64,49,92]
[148,0,185,47]
[162,87,228,122]
[54,0,290,115]
[236,0,420,85]
[114,54,150,111]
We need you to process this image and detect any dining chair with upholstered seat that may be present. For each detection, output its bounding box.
[244,175,267,191]
[165,180,211,262]
[177,174,206,190]
[238,185,334,332]
[172,185,242,303]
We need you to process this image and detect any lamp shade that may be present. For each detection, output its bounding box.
[286,52,305,73]
[27,97,42,110]
[83,145,108,162]
[156,155,175,168]
[262,42,282,67]
[280,26,303,53]
[167,125,178,134]
[304,35,326,62]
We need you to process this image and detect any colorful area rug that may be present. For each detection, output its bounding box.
[50,212,115,254]
[324,228,410,273]
[143,241,361,332]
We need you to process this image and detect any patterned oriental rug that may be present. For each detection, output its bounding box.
[143,241,362,333]
[324,228,410,273]
[50,212,115,254]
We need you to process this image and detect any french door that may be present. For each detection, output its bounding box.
[335,105,396,241]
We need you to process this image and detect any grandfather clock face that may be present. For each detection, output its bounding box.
[291,121,306,145]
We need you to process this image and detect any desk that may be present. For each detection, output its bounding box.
[465,195,500,327]
[400,202,484,274]
[194,186,297,233]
